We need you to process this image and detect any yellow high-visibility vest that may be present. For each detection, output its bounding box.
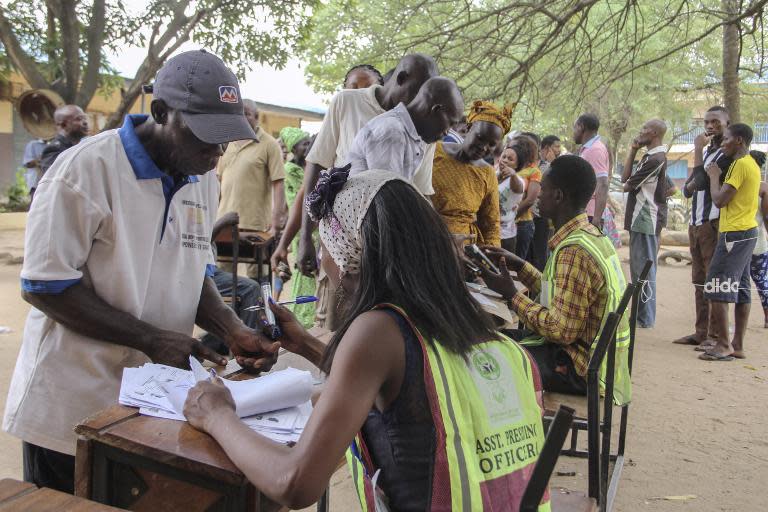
[347,304,551,511]
[534,228,632,405]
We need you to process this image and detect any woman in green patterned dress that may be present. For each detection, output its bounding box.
[279,127,315,327]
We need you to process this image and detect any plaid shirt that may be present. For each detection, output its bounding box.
[510,213,607,377]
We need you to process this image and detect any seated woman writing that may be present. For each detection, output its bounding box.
[183,169,551,511]
[431,101,514,247]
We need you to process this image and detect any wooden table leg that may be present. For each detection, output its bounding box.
[74,437,94,499]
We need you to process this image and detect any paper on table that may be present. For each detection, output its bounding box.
[164,357,314,419]
[466,281,503,298]
[224,368,313,418]
[139,406,185,421]
[242,400,313,443]
[470,291,516,327]
[190,356,211,382]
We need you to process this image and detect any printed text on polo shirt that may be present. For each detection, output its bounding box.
[181,200,211,251]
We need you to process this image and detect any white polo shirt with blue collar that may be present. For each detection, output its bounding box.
[3,114,218,455]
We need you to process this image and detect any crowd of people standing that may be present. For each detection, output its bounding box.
[5,47,767,511]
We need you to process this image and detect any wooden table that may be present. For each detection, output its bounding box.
[0,478,123,511]
[75,405,266,511]
[74,330,334,512]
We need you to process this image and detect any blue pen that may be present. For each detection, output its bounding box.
[243,296,318,311]
[208,368,217,382]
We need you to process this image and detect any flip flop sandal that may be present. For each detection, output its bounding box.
[672,335,700,345]
[698,351,734,361]
[694,343,716,352]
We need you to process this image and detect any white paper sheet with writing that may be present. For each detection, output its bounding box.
[118,358,314,443]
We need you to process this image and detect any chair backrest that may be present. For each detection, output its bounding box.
[628,259,653,374]
[586,283,635,380]
[519,405,576,512]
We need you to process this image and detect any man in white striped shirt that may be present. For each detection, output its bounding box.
[674,106,732,347]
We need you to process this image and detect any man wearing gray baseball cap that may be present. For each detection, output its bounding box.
[153,49,257,144]
[4,49,278,493]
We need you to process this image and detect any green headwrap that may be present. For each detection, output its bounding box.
[279,126,309,153]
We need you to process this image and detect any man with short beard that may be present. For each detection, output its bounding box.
[3,50,279,494]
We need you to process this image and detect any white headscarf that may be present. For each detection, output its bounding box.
[317,170,410,276]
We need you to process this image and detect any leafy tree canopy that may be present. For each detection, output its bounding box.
[0,0,317,128]
[300,0,768,149]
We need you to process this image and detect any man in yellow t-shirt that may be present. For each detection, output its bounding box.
[700,123,761,361]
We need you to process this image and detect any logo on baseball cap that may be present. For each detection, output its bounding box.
[152,50,256,144]
[218,86,239,104]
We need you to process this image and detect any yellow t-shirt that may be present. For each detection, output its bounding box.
[720,155,760,232]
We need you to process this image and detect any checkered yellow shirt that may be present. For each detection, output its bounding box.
[510,214,608,377]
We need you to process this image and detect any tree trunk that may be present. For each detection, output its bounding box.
[722,0,741,122]
[102,59,163,130]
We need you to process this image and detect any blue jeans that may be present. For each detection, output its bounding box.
[515,220,535,260]
[629,231,658,327]
[201,267,262,354]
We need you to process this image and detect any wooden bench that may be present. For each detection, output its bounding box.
[0,478,123,511]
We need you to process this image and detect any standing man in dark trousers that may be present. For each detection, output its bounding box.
[673,106,731,347]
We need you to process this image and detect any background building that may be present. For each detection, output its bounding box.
[0,72,324,197]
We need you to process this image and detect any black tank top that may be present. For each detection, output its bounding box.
[360,309,435,511]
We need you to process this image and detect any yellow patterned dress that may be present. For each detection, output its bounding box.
[431,142,501,246]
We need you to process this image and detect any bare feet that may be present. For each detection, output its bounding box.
[732,350,746,359]
[672,333,701,345]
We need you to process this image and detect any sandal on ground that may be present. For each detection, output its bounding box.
[698,351,734,361]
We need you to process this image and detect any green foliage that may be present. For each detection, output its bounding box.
[300,0,768,155]
[2,169,30,212]
[1,0,317,117]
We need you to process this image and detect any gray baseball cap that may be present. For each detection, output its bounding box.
[152,49,256,144]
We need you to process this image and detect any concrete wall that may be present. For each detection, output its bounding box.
[0,101,19,195]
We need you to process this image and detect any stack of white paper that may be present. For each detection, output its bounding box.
[118,358,314,443]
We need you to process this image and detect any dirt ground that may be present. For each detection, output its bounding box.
[0,212,766,511]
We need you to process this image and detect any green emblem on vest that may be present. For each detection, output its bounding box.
[472,351,501,381]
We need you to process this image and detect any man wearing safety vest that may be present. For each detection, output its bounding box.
[482,154,631,404]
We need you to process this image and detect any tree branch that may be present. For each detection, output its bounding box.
[0,6,52,90]
[76,0,106,107]
[53,0,81,102]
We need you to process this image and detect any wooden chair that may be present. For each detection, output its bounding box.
[214,223,275,314]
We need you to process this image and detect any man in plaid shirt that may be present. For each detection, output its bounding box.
[482,155,627,394]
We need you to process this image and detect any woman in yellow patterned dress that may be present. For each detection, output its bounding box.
[431,101,513,246]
